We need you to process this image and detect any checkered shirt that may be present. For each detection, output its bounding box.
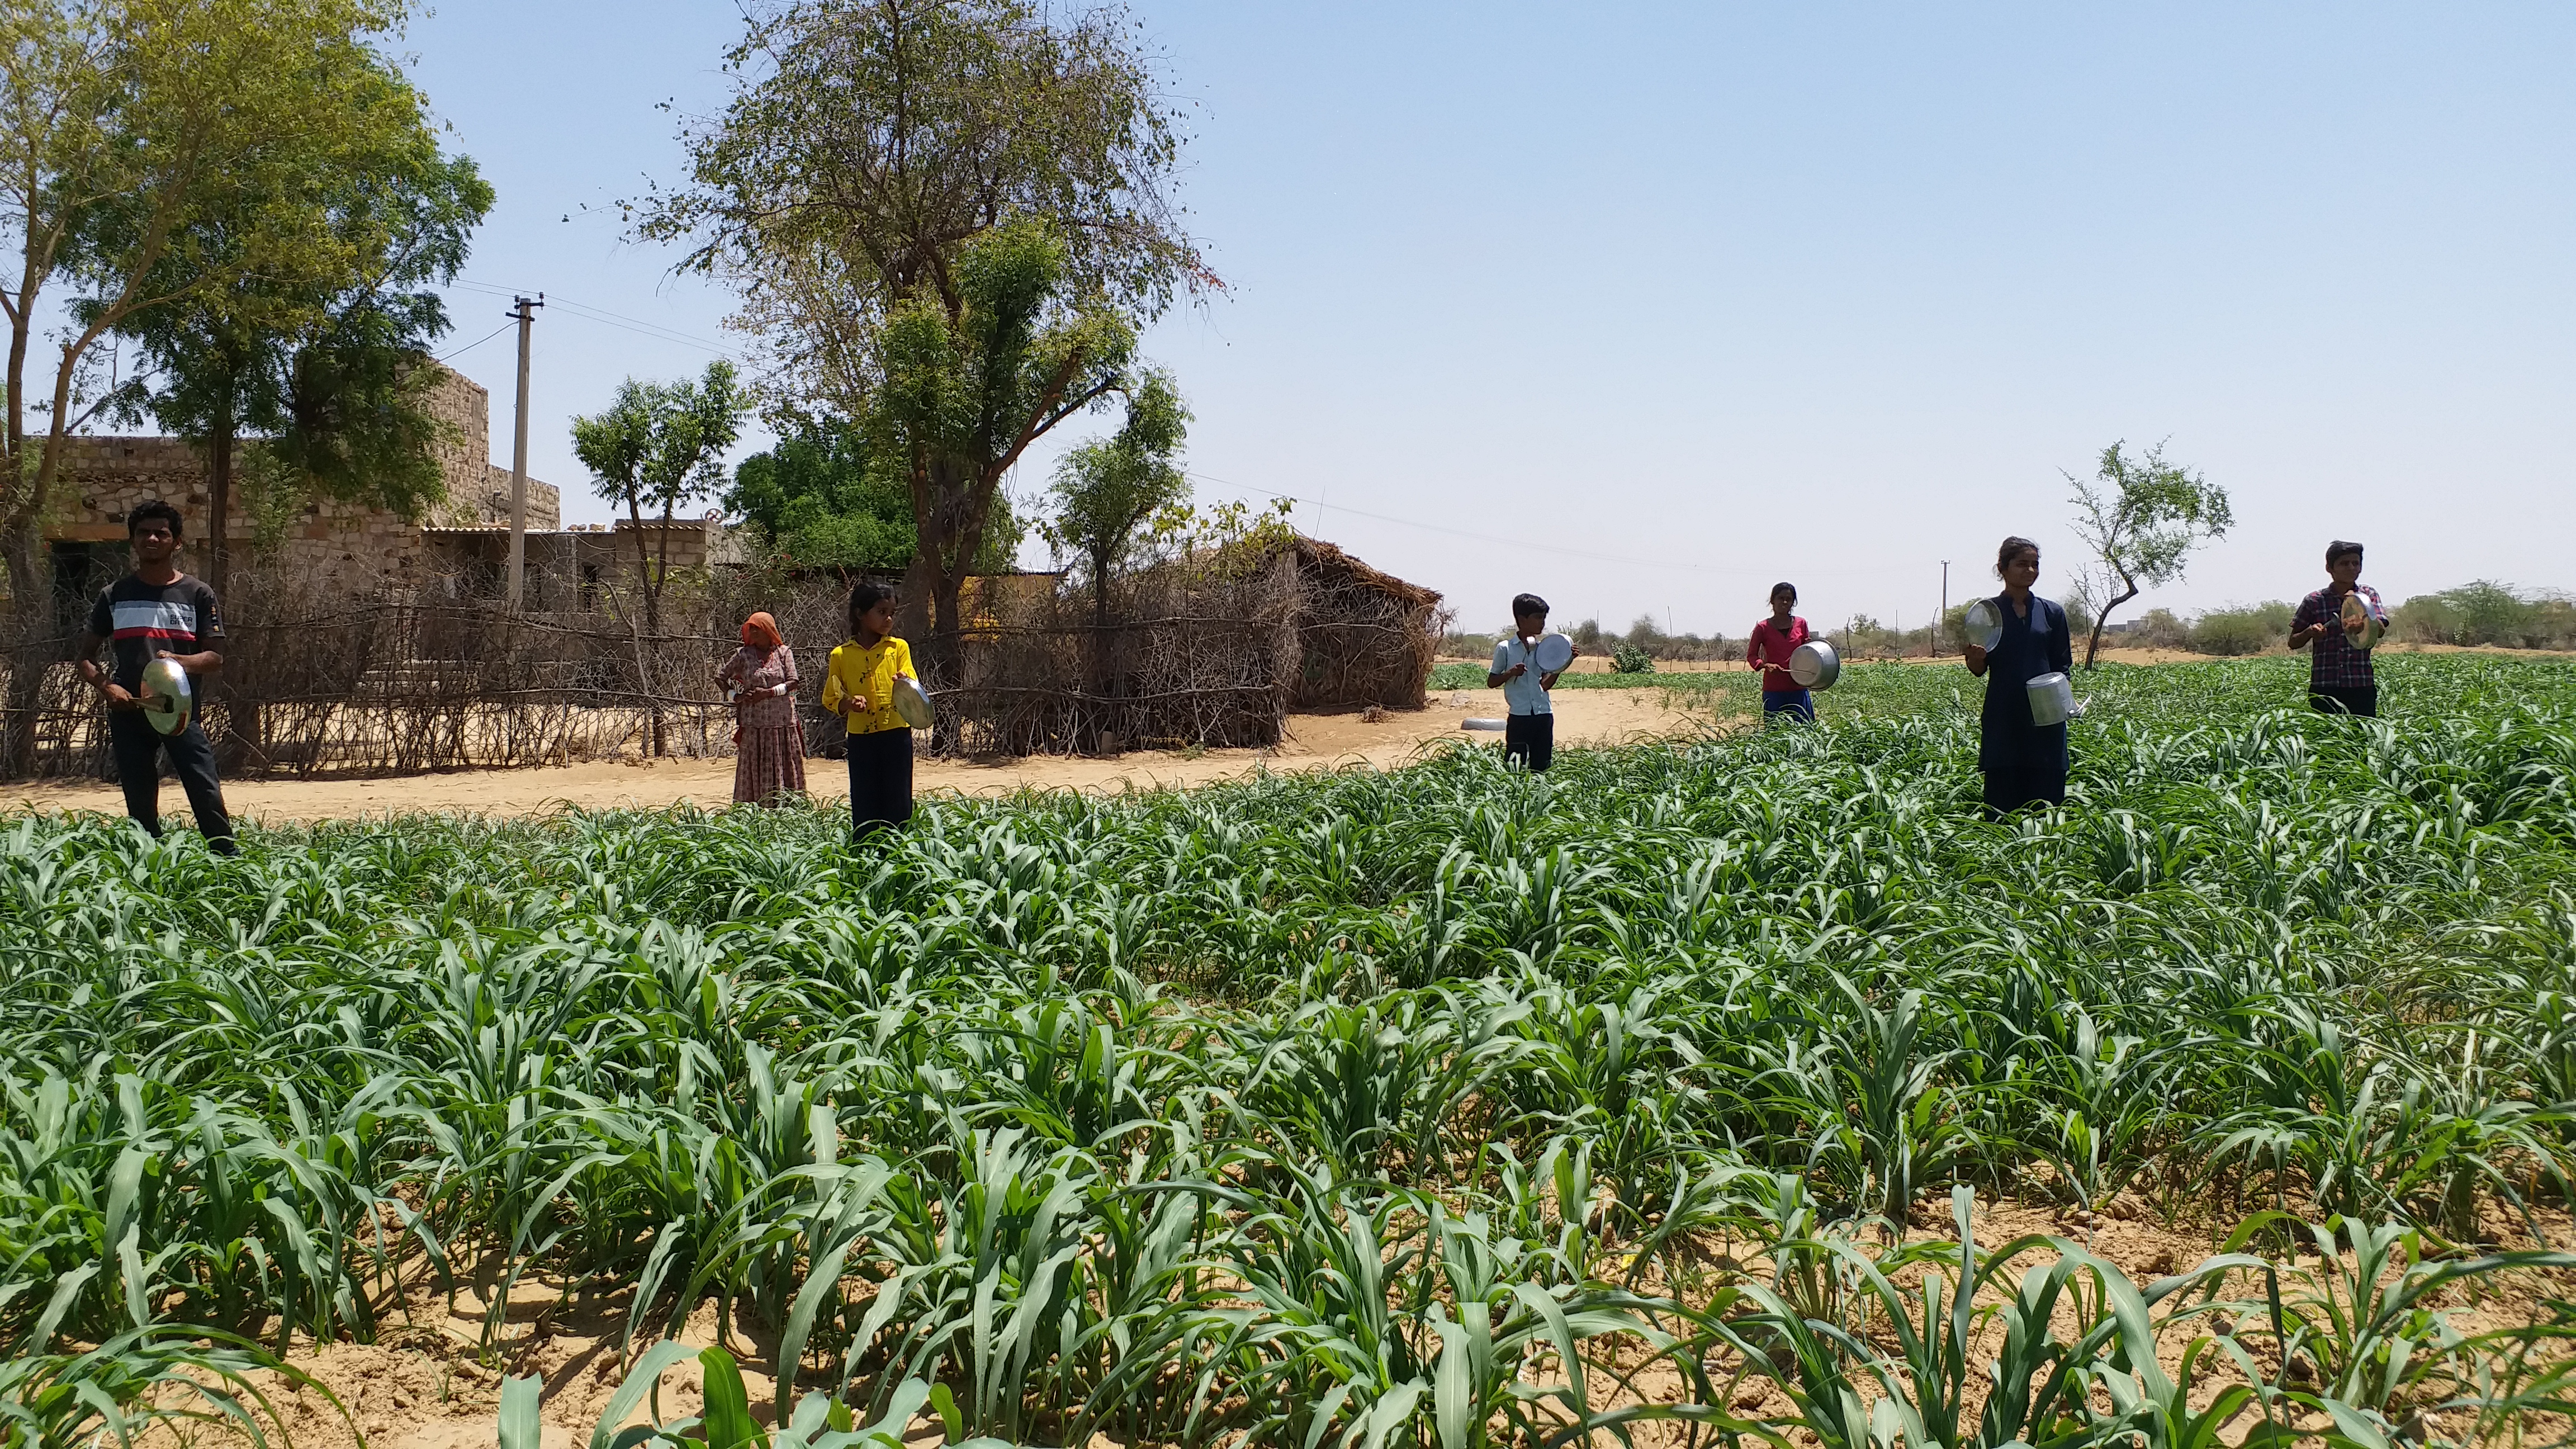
[2293,584,2384,689]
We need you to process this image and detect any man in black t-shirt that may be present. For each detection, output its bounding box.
[72,500,236,855]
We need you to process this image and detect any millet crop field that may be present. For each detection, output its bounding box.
[8,654,2576,1448]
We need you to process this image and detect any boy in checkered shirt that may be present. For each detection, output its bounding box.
[2289,539,2388,717]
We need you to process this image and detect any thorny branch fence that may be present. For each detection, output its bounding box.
[0,540,1442,780]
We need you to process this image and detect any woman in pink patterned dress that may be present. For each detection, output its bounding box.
[718,612,806,806]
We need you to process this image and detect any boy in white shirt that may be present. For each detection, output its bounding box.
[1486,593,1574,771]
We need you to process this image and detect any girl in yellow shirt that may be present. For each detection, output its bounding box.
[820,583,920,839]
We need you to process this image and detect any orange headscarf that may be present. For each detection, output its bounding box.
[741,612,783,651]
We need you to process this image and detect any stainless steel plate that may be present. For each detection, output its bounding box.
[889,674,935,730]
[1531,633,1575,674]
[1962,599,2004,652]
[140,657,191,737]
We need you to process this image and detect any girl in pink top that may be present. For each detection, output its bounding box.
[1746,582,1814,722]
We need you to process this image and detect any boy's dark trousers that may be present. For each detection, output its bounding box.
[846,726,915,839]
[1503,712,1554,772]
[2309,685,2379,718]
[107,710,236,854]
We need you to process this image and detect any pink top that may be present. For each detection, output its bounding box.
[1749,617,1810,692]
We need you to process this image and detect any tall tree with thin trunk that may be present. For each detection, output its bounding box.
[92,130,489,598]
[2066,439,2232,670]
[1041,367,1188,638]
[572,361,749,756]
[0,0,422,770]
[638,0,1213,686]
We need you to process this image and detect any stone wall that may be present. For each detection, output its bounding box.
[42,362,560,596]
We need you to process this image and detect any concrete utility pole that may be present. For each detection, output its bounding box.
[1939,561,1951,654]
[505,294,543,610]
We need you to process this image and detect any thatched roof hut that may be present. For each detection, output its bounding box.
[1266,537,1446,711]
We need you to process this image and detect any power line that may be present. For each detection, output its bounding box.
[449,279,747,359]
[437,320,517,362]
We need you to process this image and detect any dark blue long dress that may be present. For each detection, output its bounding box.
[1977,593,2073,812]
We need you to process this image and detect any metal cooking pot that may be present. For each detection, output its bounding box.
[1788,639,1840,690]
[2026,671,2074,727]
[2341,592,2385,649]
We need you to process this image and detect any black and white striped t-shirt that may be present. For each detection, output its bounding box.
[87,574,224,692]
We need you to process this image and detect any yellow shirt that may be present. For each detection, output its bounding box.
[821,635,917,736]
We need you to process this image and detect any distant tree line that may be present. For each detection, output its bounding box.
[2123,582,2576,656]
[1442,580,2574,666]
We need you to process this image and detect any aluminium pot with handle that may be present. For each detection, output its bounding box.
[2025,671,2075,728]
[1787,639,1840,690]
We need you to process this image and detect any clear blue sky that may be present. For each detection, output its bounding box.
[407,1,2574,638]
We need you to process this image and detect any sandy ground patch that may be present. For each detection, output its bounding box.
[3,688,1709,825]
[144,1195,2576,1449]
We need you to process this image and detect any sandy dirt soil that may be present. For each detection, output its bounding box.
[5,688,1712,825]
[22,645,2563,826]
[160,1195,2576,1449]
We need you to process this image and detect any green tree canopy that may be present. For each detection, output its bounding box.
[1040,367,1188,632]
[91,117,489,595]
[871,218,1138,676]
[639,0,1211,684]
[572,361,750,759]
[727,414,1021,577]
[1,0,429,610]
[572,361,750,636]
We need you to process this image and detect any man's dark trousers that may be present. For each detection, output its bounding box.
[107,710,236,854]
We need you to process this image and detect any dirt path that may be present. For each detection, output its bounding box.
[3,688,1708,825]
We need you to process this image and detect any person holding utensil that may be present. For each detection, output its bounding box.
[719,611,806,807]
[69,500,237,855]
[1746,582,1815,723]
[821,583,920,839]
[1963,536,2073,816]
[1488,592,1575,771]
[2289,541,2386,718]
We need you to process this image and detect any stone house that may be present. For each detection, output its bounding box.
[37,362,723,622]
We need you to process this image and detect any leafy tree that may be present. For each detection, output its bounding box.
[572,361,749,758]
[572,361,751,640]
[92,122,489,596]
[726,414,1020,576]
[869,219,1138,676]
[0,0,421,606]
[2064,439,2232,669]
[1039,368,1188,634]
[1,0,435,773]
[640,0,1211,684]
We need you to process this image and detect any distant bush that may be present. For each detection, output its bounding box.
[1611,643,1655,674]
[2190,601,2292,656]
[2394,580,2576,650]
[1444,617,1737,663]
